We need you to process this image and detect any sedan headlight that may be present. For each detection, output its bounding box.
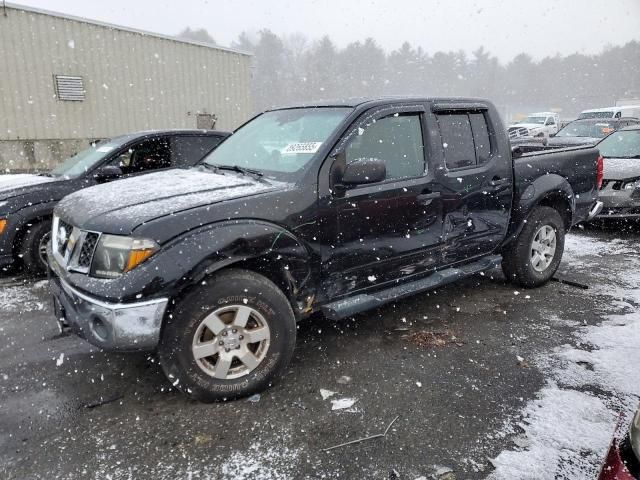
[91,235,158,278]
[631,405,640,461]
[624,179,640,190]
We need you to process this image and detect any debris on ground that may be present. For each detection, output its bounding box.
[331,398,358,411]
[406,329,464,348]
[320,389,337,400]
[323,415,399,452]
[434,466,456,480]
[247,393,261,403]
[516,355,529,368]
[83,393,124,409]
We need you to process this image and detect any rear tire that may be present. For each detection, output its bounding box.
[20,220,51,277]
[502,206,565,288]
[158,269,297,402]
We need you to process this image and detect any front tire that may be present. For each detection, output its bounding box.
[502,206,565,288]
[158,269,297,402]
[20,220,51,276]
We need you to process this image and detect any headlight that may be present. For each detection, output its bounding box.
[91,235,158,278]
[631,405,640,461]
[624,179,640,190]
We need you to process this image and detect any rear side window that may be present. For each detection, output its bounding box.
[437,112,492,169]
[436,114,476,169]
[170,135,225,167]
[469,113,492,165]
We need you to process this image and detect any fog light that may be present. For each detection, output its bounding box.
[90,315,109,342]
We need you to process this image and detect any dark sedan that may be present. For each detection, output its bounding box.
[0,129,229,274]
[547,118,639,148]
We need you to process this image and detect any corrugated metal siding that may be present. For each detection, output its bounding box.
[0,6,252,141]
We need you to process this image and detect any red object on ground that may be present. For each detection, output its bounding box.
[598,438,636,480]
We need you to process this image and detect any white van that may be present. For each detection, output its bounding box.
[578,106,640,120]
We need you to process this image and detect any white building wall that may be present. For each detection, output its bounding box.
[0,4,252,169]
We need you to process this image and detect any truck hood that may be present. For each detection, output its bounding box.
[603,157,640,180]
[0,173,59,201]
[55,168,288,234]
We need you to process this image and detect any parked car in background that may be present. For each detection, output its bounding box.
[594,125,640,220]
[547,118,640,148]
[508,112,559,139]
[598,403,640,480]
[579,105,640,120]
[48,97,602,402]
[0,130,230,275]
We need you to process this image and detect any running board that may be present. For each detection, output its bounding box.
[321,255,502,320]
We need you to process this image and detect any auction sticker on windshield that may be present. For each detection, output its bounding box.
[281,142,323,155]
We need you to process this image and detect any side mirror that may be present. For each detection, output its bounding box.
[342,158,386,185]
[93,165,123,182]
[511,146,524,158]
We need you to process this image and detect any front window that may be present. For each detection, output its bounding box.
[50,138,123,178]
[202,107,351,176]
[578,111,614,119]
[521,116,546,124]
[597,130,640,158]
[556,122,614,138]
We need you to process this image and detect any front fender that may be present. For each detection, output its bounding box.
[169,220,316,305]
[0,200,56,256]
[506,173,575,244]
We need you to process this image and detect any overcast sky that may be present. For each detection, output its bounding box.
[14,0,640,61]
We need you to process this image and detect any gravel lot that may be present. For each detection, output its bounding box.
[1,226,639,480]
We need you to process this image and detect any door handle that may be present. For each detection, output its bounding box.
[416,192,441,204]
[489,177,509,187]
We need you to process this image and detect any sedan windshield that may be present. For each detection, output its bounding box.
[597,130,640,158]
[49,138,122,178]
[556,122,614,138]
[202,107,351,176]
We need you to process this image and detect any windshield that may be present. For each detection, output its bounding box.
[520,116,546,124]
[597,130,640,158]
[578,111,615,119]
[202,107,350,176]
[49,138,122,178]
[556,122,615,138]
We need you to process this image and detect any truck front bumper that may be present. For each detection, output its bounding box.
[49,274,168,351]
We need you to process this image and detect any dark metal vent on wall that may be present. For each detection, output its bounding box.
[54,75,85,101]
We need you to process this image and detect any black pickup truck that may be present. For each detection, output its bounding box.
[0,129,228,274]
[48,97,603,401]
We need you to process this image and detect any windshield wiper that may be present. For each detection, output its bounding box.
[209,164,264,178]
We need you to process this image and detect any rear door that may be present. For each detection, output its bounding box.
[432,105,513,264]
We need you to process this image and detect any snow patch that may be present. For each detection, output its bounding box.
[219,442,300,480]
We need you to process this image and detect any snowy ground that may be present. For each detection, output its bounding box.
[0,226,639,479]
[488,228,640,479]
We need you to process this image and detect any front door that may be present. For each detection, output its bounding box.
[324,105,445,297]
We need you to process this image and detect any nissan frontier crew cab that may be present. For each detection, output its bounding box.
[48,97,604,402]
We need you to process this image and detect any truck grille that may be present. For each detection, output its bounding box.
[508,127,530,139]
[52,216,101,273]
[78,232,99,268]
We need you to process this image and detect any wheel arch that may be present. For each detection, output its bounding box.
[163,219,317,325]
[504,174,575,249]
